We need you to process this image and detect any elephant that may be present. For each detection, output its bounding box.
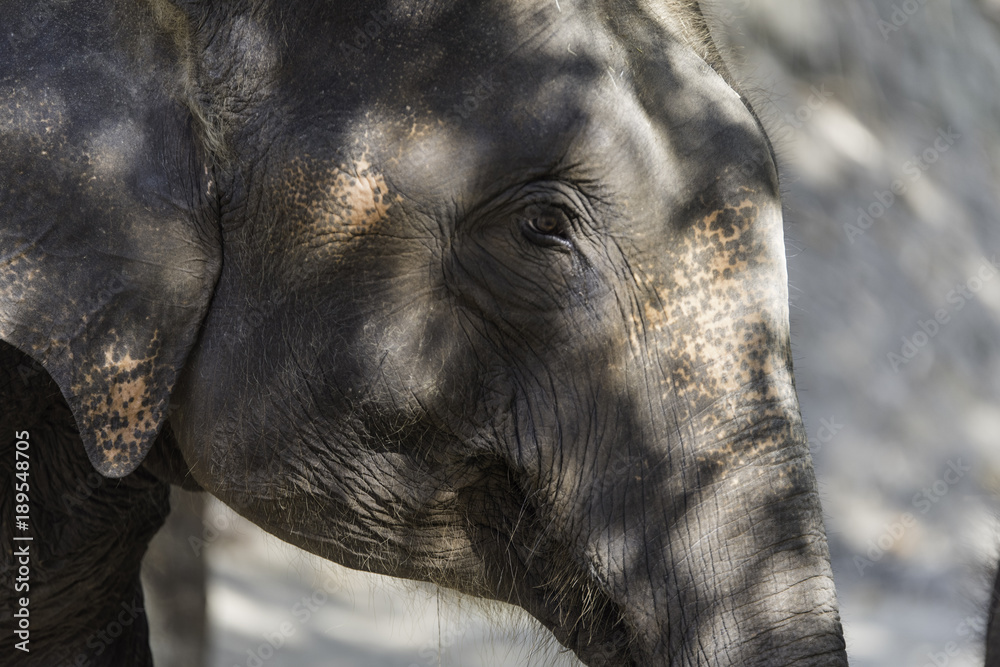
[0,0,849,664]
[986,572,1000,663]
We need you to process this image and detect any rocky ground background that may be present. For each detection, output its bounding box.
[141,1,1000,665]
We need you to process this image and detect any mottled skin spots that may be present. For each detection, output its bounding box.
[662,190,788,409]
[272,155,397,258]
[656,186,800,485]
[71,342,167,475]
[699,197,757,279]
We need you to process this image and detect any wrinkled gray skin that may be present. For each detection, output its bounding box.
[0,0,848,664]
[987,570,1000,663]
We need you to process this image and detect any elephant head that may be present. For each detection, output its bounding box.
[0,0,847,664]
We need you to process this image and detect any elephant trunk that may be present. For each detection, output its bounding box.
[493,385,847,666]
[564,401,848,666]
[631,427,842,665]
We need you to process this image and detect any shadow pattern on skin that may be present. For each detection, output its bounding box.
[165,1,845,664]
[0,0,846,664]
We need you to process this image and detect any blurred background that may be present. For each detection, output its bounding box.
[140,1,1000,665]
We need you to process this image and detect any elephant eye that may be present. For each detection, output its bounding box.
[519,204,572,248]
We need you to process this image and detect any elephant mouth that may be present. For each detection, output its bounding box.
[452,464,640,666]
[467,525,638,666]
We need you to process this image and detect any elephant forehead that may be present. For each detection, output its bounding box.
[272,154,398,259]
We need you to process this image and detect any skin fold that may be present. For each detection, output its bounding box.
[0,0,848,664]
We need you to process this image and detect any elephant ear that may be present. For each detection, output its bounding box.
[0,5,220,477]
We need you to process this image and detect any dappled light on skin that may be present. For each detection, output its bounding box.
[566,180,835,662]
[661,193,792,422]
[0,42,219,477]
[273,154,398,260]
[166,1,844,662]
[85,119,145,179]
[1,0,844,664]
